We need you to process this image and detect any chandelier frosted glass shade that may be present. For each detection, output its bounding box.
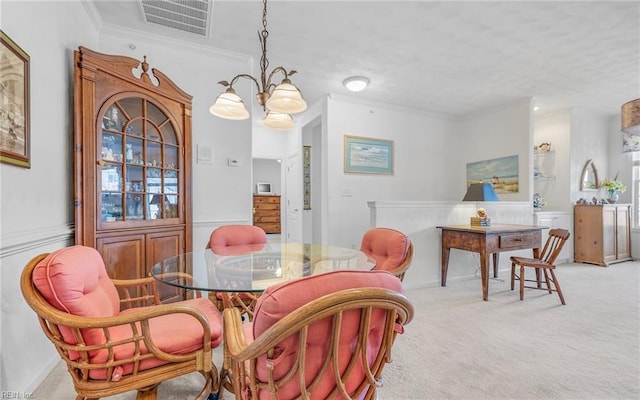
[263,111,295,131]
[209,89,250,120]
[265,80,307,114]
[621,98,640,135]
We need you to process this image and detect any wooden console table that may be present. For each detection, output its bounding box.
[437,224,543,301]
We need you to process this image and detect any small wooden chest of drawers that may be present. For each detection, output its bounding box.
[574,204,631,266]
[253,195,281,234]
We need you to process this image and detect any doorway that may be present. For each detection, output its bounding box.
[252,157,284,238]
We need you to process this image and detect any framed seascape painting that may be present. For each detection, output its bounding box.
[0,30,30,168]
[466,155,519,194]
[344,135,393,174]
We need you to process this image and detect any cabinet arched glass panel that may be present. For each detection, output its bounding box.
[99,97,180,223]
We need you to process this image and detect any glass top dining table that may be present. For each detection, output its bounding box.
[150,242,375,294]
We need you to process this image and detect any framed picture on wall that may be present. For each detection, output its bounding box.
[303,145,311,210]
[0,30,30,168]
[344,135,393,174]
[466,155,519,194]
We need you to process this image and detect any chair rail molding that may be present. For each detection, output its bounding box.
[0,223,74,257]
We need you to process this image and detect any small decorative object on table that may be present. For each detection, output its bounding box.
[471,207,491,226]
[600,174,627,204]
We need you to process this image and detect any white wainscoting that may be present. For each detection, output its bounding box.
[533,211,573,264]
[1,224,75,393]
[368,201,535,290]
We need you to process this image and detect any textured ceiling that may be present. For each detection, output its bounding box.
[91,0,640,118]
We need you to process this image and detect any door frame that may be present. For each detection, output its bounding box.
[251,156,285,237]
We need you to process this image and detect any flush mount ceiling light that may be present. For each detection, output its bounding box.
[621,98,640,135]
[209,0,306,129]
[343,76,370,92]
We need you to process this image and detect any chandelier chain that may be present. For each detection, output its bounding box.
[259,0,270,90]
[262,0,268,32]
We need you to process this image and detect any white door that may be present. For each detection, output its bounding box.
[285,151,302,242]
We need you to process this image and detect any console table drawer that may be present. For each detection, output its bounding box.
[499,233,538,249]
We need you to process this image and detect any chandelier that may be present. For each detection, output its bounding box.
[209,0,307,130]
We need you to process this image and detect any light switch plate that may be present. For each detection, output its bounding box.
[196,145,213,164]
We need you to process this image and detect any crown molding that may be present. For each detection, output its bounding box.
[328,93,454,121]
[98,23,251,63]
[80,0,103,32]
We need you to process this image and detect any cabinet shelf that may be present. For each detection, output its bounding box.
[534,150,555,157]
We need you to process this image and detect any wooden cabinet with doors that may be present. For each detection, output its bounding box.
[253,195,281,234]
[574,204,631,266]
[73,47,192,303]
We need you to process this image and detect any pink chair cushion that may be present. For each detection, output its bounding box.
[32,245,223,380]
[32,245,120,357]
[95,297,223,379]
[210,243,266,256]
[360,228,410,273]
[209,225,267,248]
[250,270,403,399]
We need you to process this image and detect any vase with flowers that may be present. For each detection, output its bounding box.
[601,174,627,204]
[533,193,546,211]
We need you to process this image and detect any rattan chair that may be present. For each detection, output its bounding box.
[360,227,413,281]
[207,225,268,320]
[20,245,223,400]
[510,228,570,305]
[221,270,414,400]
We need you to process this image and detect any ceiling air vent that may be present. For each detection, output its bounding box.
[140,0,211,36]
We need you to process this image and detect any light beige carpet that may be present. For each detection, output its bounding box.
[33,261,640,399]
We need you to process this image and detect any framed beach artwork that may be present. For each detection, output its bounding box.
[344,135,393,174]
[0,30,30,168]
[466,155,519,194]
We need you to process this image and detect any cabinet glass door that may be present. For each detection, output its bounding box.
[98,97,180,225]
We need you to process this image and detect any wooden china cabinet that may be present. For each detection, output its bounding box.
[73,47,192,302]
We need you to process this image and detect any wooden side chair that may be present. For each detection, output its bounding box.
[20,245,223,400]
[207,225,268,319]
[510,228,570,305]
[360,227,413,281]
[221,270,414,400]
